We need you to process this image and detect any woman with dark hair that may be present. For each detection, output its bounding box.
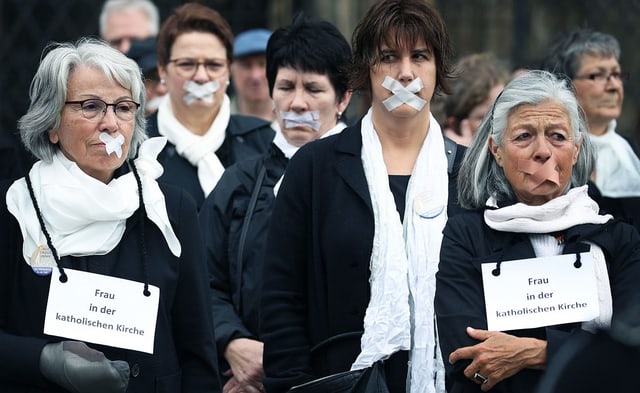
[0,38,219,392]
[198,15,352,393]
[435,70,640,393]
[259,0,465,392]
[147,2,274,209]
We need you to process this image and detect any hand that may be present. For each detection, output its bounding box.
[448,327,546,391]
[40,341,129,393]
[224,338,265,392]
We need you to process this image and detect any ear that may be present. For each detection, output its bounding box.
[48,128,59,144]
[157,63,167,83]
[488,136,503,166]
[337,90,353,115]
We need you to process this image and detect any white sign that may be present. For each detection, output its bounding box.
[482,253,599,331]
[44,268,160,354]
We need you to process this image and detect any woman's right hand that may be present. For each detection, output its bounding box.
[223,338,265,392]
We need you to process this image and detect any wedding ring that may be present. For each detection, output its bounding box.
[473,371,488,384]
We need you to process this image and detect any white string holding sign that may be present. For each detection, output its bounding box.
[99,132,125,159]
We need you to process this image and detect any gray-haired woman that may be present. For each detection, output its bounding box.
[435,70,640,393]
[0,38,220,392]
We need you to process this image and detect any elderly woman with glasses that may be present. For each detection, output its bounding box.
[0,38,220,392]
[435,70,640,393]
[540,29,640,230]
[147,2,274,209]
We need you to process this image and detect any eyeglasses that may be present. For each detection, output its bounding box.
[573,71,630,84]
[168,58,228,78]
[64,99,140,121]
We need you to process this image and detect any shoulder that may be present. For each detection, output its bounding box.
[158,182,199,222]
[145,112,160,137]
[228,114,275,137]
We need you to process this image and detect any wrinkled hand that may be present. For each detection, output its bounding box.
[40,341,129,393]
[448,327,546,391]
[223,338,265,393]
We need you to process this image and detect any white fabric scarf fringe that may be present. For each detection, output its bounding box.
[352,108,447,393]
[484,185,614,330]
[157,94,230,197]
[6,137,181,263]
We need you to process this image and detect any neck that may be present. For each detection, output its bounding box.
[237,98,275,122]
[588,117,611,136]
[171,97,219,136]
[371,108,430,175]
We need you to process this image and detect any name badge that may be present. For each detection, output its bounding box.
[44,268,160,354]
[481,252,599,331]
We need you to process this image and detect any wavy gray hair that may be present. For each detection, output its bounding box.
[18,37,147,163]
[458,70,595,209]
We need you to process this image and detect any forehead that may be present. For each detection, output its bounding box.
[171,31,226,58]
[507,101,571,128]
[577,54,620,71]
[67,65,129,97]
[275,66,331,83]
[104,10,151,38]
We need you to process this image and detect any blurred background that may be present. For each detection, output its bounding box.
[2,0,639,166]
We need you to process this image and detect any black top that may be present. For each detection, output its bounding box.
[389,174,411,222]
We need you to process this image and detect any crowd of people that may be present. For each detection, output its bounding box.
[1,0,639,392]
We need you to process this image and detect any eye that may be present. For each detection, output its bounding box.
[412,52,430,61]
[587,72,605,81]
[82,100,103,112]
[380,54,396,63]
[176,60,196,69]
[205,61,225,72]
[514,131,532,141]
[116,101,136,113]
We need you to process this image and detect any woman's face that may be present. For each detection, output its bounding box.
[272,67,349,147]
[466,83,504,136]
[159,31,229,115]
[489,100,581,206]
[369,39,436,119]
[49,65,136,183]
[572,54,624,134]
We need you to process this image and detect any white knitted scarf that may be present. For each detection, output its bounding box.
[6,137,181,263]
[590,120,640,197]
[157,94,231,197]
[352,109,447,393]
[484,185,614,330]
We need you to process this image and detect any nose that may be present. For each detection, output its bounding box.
[397,56,414,84]
[192,63,210,82]
[290,88,308,112]
[99,106,119,132]
[532,137,552,162]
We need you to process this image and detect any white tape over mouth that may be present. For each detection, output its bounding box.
[280,110,321,132]
[99,132,125,158]
[381,76,427,111]
[183,80,221,105]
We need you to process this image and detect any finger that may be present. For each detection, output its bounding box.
[449,345,475,364]
[223,368,234,377]
[466,326,493,341]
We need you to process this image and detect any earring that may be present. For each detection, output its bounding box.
[337,111,343,120]
[160,79,165,85]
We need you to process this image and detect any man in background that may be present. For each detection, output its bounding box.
[99,0,159,53]
[230,28,275,123]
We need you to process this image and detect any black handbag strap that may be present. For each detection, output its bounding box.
[310,331,364,354]
[234,164,267,313]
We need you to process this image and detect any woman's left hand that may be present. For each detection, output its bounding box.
[448,327,547,391]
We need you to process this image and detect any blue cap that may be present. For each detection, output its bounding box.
[233,28,271,59]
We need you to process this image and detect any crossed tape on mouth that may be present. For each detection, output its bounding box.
[517,158,560,188]
[99,132,125,158]
[183,80,220,105]
[381,76,427,111]
[280,110,321,132]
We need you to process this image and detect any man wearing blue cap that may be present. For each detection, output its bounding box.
[231,29,275,123]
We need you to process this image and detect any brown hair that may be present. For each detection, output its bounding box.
[156,2,233,67]
[349,0,453,96]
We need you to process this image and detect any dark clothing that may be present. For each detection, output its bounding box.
[198,144,288,373]
[435,210,640,393]
[0,179,221,392]
[259,120,466,393]
[0,131,26,181]
[146,112,275,208]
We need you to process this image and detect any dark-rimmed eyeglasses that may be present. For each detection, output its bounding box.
[64,99,140,121]
[168,58,228,79]
[573,71,630,84]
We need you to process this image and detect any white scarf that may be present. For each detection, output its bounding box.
[590,120,640,197]
[484,185,614,330]
[352,109,447,393]
[6,137,181,263]
[272,121,346,196]
[157,94,231,197]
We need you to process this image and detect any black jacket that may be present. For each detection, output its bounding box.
[259,120,466,393]
[146,112,275,208]
[199,144,288,371]
[0,177,221,392]
[435,209,640,393]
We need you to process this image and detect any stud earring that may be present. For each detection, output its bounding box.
[160,79,166,85]
[337,111,343,120]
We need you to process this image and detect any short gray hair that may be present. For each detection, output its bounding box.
[18,37,147,163]
[99,0,160,38]
[458,70,595,209]
[540,29,621,80]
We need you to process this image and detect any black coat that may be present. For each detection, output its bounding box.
[0,177,221,393]
[435,209,640,393]
[259,120,466,393]
[199,144,288,371]
[146,112,275,208]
